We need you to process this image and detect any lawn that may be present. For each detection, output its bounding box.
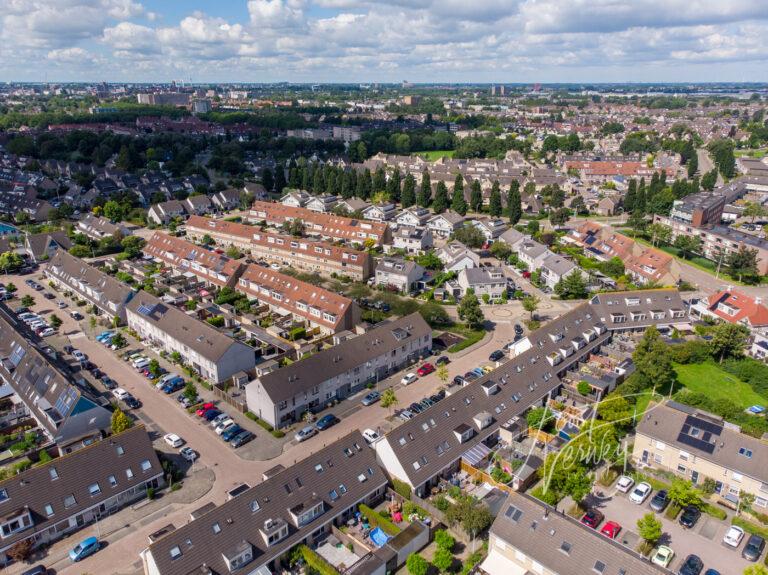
[412,150,455,160]
[673,362,767,408]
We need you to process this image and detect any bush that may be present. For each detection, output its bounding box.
[669,340,710,364]
[577,380,591,396]
[406,554,429,575]
[531,486,560,506]
[246,412,274,432]
[7,538,33,562]
[434,529,455,553]
[701,502,727,520]
[298,544,340,575]
[146,487,155,500]
[733,516,768,540]
[665,502,682,520]
[392,478,412,499]
[434,495,450,512]
[359,504,401,536]
[433,548,454,573]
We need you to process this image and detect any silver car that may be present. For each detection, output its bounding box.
[294,426,317,442]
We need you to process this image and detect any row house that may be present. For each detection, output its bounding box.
[246,314,431,428]
[306,194,338,213]
[237,264,360,334]
[691,289,768,335]
[185,216,373,281]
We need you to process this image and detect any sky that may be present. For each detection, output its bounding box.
[1,0,768,83]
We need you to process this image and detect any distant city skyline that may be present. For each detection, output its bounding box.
[2,1,768,83]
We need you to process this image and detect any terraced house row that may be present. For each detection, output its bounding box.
[247,200,392,246]
[373,289,690,496]
[184,215,374,281]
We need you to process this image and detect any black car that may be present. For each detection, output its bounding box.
[679,505,701,529]
[123,395,141,409]
[63,344,74,354]
[230,430,255,448]
[453,375,466,386]
[488,350,505,362]
[678,554,703,575]
[43,292,55,300]
[409,402,423,414]
[649,489,669,512]
[742,534,766,562]
[463,372,479,382]
[20,566,48,575]
[514,324,523,335]
[100,376,117,390]
[435,356,450,366]
[430,390,446,403]
[203,409,222,421]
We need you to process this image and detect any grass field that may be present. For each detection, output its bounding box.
[673,362,767,408]
[412,150,455,160]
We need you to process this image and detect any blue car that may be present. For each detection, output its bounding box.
[162,377,185,394]
[203,409,222,422]
[316,414,339,431]
[221,425,244,441]
[471,367,485,377]
[69,536,100,562]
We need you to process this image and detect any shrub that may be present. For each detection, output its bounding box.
[434,529,455,553]
[392,477,412,499]
[531,486,560,506]
[434,495,450,512]
[665,502,682,520]
[7,538,33,562]
[433,548,454,573]
[146,487,155,500]
[406,554,429,575]
[298,544,340,575]
[577,380,591,396]
[359,504,401,536]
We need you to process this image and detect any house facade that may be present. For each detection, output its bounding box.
[374,257,425,293]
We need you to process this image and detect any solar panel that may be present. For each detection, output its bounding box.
[685,414,722,436]
[137,303,155,316]
[676,431,716,454]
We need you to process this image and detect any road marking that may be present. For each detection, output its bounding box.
[69,332,86,339]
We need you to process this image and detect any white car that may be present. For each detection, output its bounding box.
[113,388,130,401]
[38,328,56,337]
[295,426,317,442]
[401,373,418,386]
[214,419,235,435]
[723,525,745,547]
[133,358,150,370]
[629,482,652,504]
[179,447,197,462]
[72,349,87,362]
[210,413,230,427]
[269,262,281,270]
[56,300,68,309]
[616,475,635,493]
[362,428,380,444]
[164,433,184,448]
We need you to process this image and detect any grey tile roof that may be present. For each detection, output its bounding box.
[0,426,162,550]
[491,493,668,575]
[126,292,251,363]
[637,400,768,483]
[461,267,505,286]
[375,257,420,277]
[541,254,578,277]
[146,431,387,575]
[376,289,687,488]
[252,313,431,404]
[25,231,71,258]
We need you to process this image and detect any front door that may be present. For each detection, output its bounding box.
[641,450,649,464]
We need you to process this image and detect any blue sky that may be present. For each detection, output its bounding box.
[1,1,768,83]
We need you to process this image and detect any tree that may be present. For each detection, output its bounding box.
[20,294,34,308]
[508,181,522,224]
[597,394,634,429]
[743,201,767,223]
[380,388,398,415]
[226,245,242,259]
[647,223,672,247]
[469,180,483,213]
[554,270,588,299]
[667,478,701,508]
[526,407,554,431]
[401,173,416,208]
[673,235,701,259]
[632,326,675,392]
[406,554,429,575]
[451,225,485,249]
[49,314,62,329]
[434,530,455,553]
[726,246,760,283]
[744,565,768,575]
[687,151,698,178]
[489,241,511,260]
[700,168,718,191]
[489,181,502,216]
[570,195,587,215]
[148,358,162,378]
[183,381,198,402]
[436,364,449,388]
[709,322,749,363]
[0,251,23,272]
[110,333,126,348]
[432,548,453,573]
[111,408,132,434]
[121,235,145,258]
[415,251,443,270]
[522,295,540,320]
[432,181,449,213]
[564,471,593,503]
[418,171,431,207]
[636,513,663,544]
[103,200,127,223]
[451,175,468,215]
[549,207,570,227]
[457,291,484,330]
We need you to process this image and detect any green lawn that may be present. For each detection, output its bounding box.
[673,362,767,408]
[412,150,455,160]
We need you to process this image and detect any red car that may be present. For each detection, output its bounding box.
[600,520,621,539]
[417,363,435,377]
[580,509,604,529]
[195,403,215,417]
[522,271,531,279]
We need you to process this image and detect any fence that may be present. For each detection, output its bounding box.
[459,460,513,494]
[211,385,247,413]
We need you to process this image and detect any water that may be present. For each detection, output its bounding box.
[0,223,19,235]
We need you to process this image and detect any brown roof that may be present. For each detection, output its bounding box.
[146,431,387,575]
[47,250,134,312]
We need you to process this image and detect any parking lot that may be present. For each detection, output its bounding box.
[582,476,759,574]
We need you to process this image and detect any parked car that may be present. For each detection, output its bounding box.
[56,300,67,309]
[488,350,505,362]
[470,367,485,377]
[69,311,83,320]
[463,372,479,383]
[316,414,339,430]
[230,430,255,448]
[453,375,466,386]
[69,537,100,562]
[600,521,621,539]
[398,409,414,420]
[430,391,446,403]
[113,388,130,401]
[629,482,652,504]
[164,433,184,448]
[71,349,87,362]
[416,363,435,376]
[742,534,765,562]
[133,358,151,370]
[203,409,222,422]
[650,489,669,512]
[362,428,380,444]
[678,554,703,575]
[180,447,197,462]
[210,413,231,427]
[679,505,701,529]
[162,378,185,394]
[196,403,215,417]
[514,324,523,335]
[214,419,236,435]
[435,356,450,366]
[723,525,745,548]
[100,376,117,390]
[38,328,55,337]
[580,509,604,529]
[179,395,198,408]
[651,545,675,568]
[361,391,381,406]
[20,566,48,575]
[409,402,423,414]
[222,425,244,442]
[401,373,418,386]
[43,292,55,300]
[123,395,141,409]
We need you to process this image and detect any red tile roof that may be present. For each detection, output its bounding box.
[706,289,768,327]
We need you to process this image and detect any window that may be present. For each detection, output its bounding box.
[733,472,743,483]
[49,467,59,480]
[170,546,182,560]
[116,446,125,456]
[339,484,347,495]
[126,468,134,479]
[250,500,260,513]
[44,504,54,517]
[108,475,117,487]
[560,541,571,555]
[315,464,324,473]
[0,489,7,503]
[63,494,77,508]
[212,522,221,534]
[88,483,101,496]
[329,489,339,501]
[593,560,606,574]
[677,464,687,474]
[738,447,753,459]
[140,459,152,472]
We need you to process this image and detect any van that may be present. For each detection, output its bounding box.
[133,358,150,370]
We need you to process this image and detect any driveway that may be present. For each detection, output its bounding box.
[585,483,755,574]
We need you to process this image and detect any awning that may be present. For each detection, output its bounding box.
[462,442,492,467]
[479,549,528,575]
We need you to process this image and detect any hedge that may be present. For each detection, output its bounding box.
[701,502,727,521]
[298,545,339,575]
[392,478,412,499]
[359,504,401,536]
[733,516,768,540]
[246,412,274,432]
